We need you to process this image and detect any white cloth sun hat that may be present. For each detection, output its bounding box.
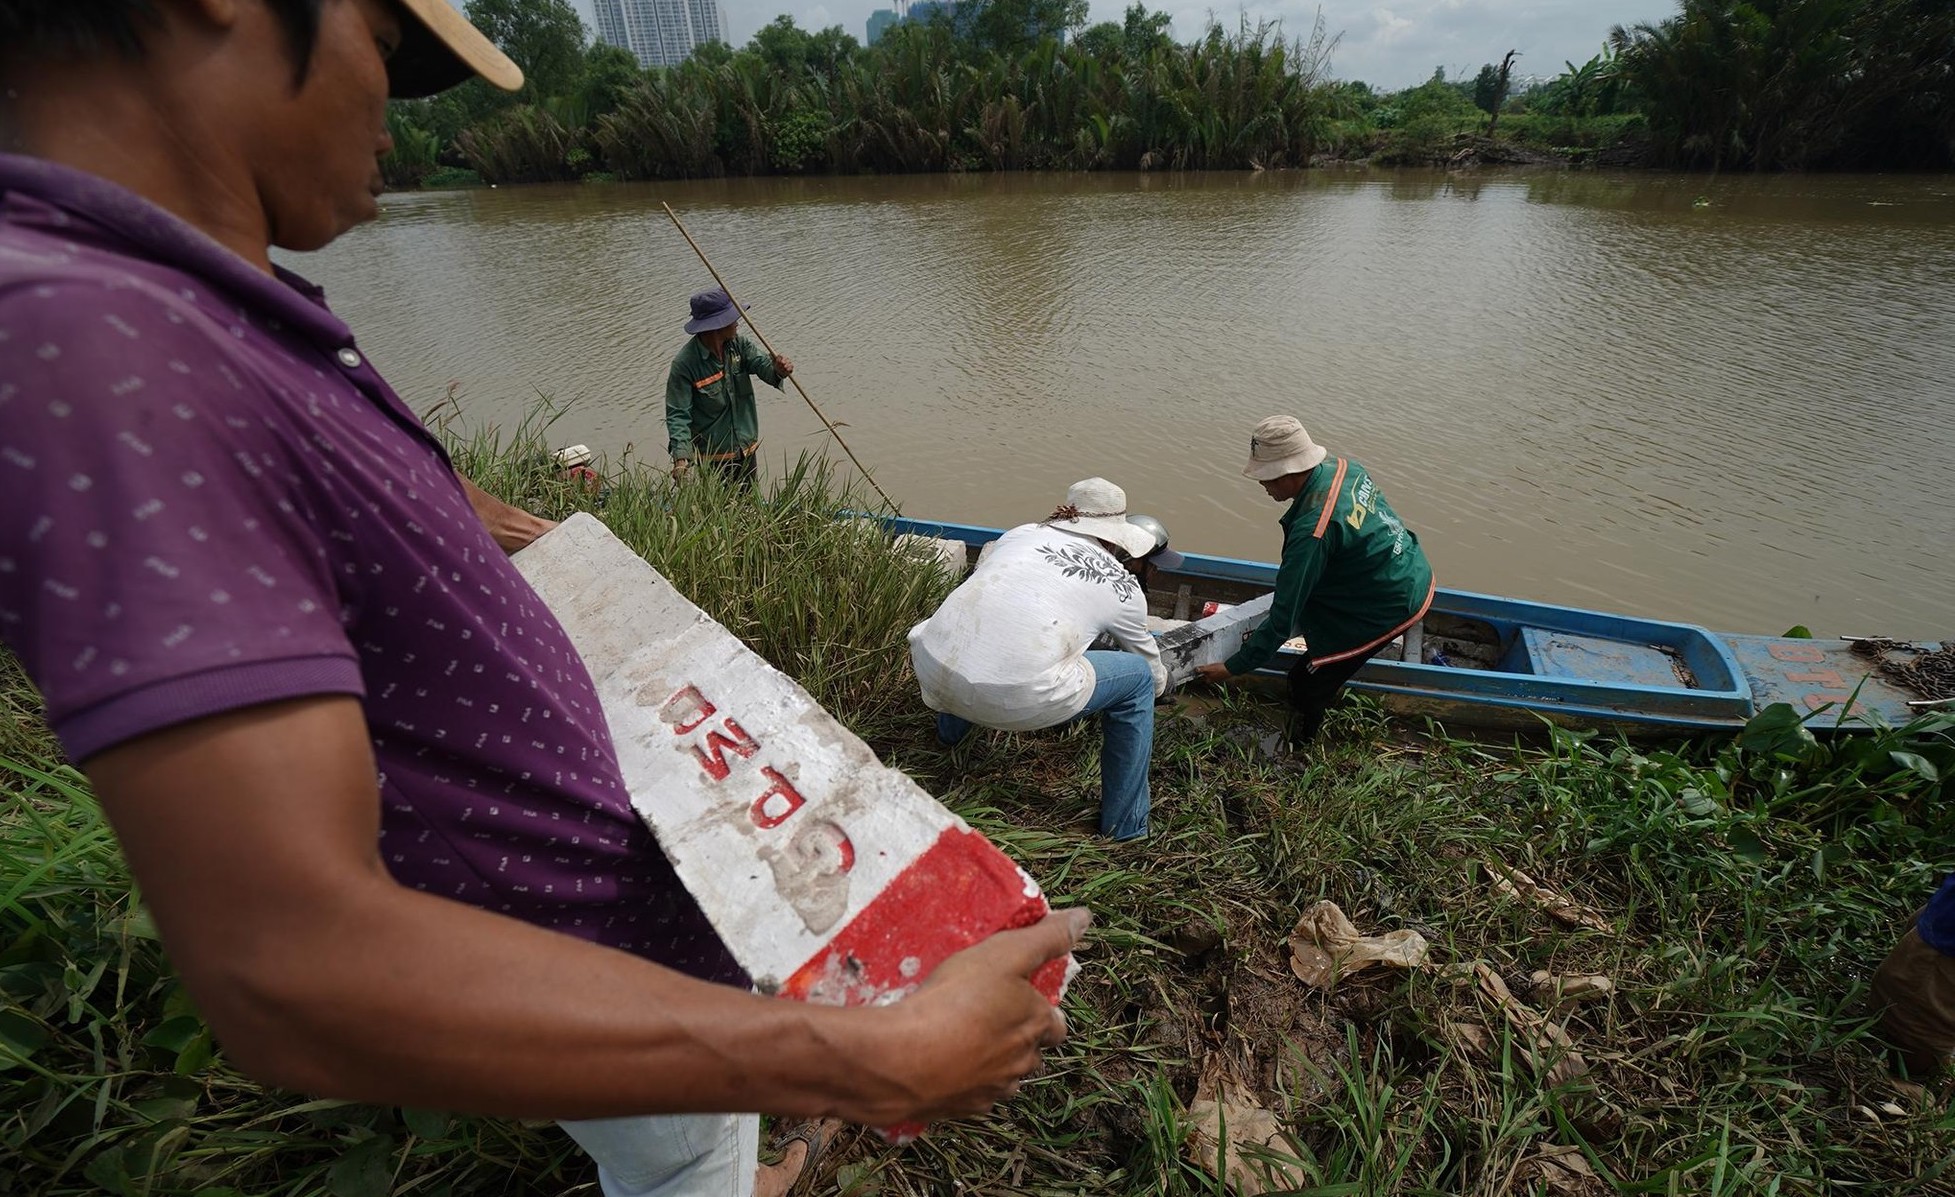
[1044,478,1161,559]
[1241,415,1330,481]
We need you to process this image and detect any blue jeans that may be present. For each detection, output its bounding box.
[1919,875,1955,956]
[936,650,1155,841]
[557,1112,759,1197]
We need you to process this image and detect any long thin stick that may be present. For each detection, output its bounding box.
[661,202,897,511]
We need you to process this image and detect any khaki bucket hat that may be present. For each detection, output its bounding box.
[388,0,525,99]
[1241,415,1329,481]
[1044,478,1161,559]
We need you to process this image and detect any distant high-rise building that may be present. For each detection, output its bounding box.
[867,7,898,44]
[592,0,726,68]
[904,0,978,36]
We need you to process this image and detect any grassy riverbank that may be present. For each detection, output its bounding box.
[4,420,1955,1194]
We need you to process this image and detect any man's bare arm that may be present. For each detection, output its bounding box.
[457,473,556,554]
[83,696,1082,1124]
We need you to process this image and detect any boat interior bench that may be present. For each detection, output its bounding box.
[1504,628,1698,690]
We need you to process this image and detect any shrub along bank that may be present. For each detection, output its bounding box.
[3,419,1953,1194]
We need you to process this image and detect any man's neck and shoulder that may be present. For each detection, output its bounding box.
[1278,467,1323,530]
[1,153,349,353]
[0,151,453,489]
[1280,455,1375,529]
[673,333,725,374]
[977,525,1140,610]
[988,523,1119,565]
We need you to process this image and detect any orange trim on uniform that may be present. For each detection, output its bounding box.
[1311,576,1438,668]
[699,441,760,463]
[694,371,725,389]
[1311,457,1349,539]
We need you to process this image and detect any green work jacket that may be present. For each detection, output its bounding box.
[1225,457,1436,676]
[665,333,785,461]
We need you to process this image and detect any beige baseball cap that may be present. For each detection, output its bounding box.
[388,0,525,98]
[1241,415,1330,481]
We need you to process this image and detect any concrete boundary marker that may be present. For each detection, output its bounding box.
[1159,593,1274,687]
[515,514,1072,1140]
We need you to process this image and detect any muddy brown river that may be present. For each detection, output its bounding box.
[291,169,1955,638]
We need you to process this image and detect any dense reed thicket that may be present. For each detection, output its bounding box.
[387,5,1357,185]
[383,0,1952,189]
[1609,0,1955,171]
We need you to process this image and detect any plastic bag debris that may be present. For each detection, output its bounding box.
[1182,1062,1305,1197]
[1515,1144,1605,1195]
[1487,860,1613,933]
[1287,900,1430,989]
[1468,963,1590,1086]
[1528,970,1616,1007]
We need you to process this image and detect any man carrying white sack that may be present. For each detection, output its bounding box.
[0,2,1085,1195]
[909,479,1176,841]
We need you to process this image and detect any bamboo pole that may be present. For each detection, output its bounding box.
[661,202,897,511]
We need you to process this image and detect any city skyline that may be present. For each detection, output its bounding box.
[590,0,728,67]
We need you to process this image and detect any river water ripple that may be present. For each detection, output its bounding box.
[293,169,1955,638]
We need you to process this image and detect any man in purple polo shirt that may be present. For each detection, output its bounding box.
[0,2,1085,1194]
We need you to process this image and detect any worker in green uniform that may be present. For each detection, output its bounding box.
[665,289,793,488]
[1195,416,1436,746]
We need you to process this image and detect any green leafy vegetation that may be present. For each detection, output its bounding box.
[400,4,1353,182]
[382,0,1951,184]
[418,166,485,190]
[1609,0,1955,171]
[5,406,1954,1193]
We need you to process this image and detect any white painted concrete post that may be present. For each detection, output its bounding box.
[1158,593,1275,687]
[515,515,1071,1140]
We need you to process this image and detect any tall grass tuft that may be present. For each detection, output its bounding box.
[0,743,593,1196]
[440,404,947,727]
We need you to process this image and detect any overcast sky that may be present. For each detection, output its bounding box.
[560,0,1683,89]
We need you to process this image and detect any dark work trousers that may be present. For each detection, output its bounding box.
[1285,647,1383,747]
[702,448,758,491]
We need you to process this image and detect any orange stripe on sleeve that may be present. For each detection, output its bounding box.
[1311,458,1349,539]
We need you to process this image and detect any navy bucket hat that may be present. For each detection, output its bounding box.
[684,288,747,334]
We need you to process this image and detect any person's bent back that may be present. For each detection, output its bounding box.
[909,479,1169,840]
[911,522,1163,730]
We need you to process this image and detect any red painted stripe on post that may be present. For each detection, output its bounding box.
[779,825,1063,1007]
[777,825,1068,1143]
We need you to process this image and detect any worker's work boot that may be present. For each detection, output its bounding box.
[1870,927,1955,1078]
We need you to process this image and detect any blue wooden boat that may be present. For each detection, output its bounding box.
[879,515,1946,736]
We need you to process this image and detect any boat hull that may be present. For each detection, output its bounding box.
[876,515,1940,736]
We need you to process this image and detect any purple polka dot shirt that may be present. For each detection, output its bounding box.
[0,155,744,986]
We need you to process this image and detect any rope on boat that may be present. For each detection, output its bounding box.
[1848,637,1955,702]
